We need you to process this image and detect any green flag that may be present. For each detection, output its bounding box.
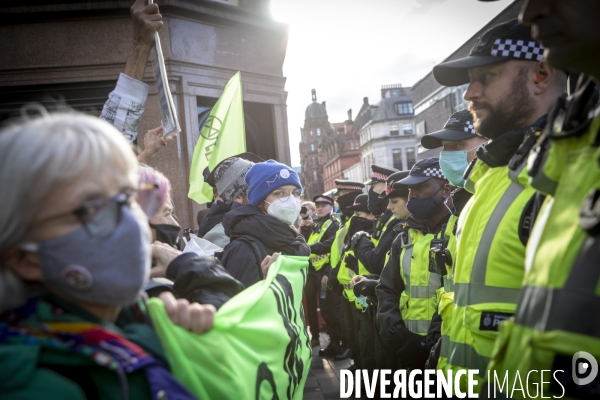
[188,71,246,204]
[147,255,311,399]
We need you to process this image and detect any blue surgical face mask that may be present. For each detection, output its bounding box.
[439,144,481,187]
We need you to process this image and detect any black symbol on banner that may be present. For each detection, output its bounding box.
[200,116,222,141]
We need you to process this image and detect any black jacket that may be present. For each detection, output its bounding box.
[220,204,310,287]
[355,211,404,276]
[198,200,231,237]
[376,213,450,346]
[144,253,245,310]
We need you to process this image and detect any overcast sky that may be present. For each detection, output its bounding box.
[270,0,514,167]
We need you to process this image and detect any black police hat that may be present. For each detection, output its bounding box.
[380,171,410,199]
[347,194,370,213]
[433,20,544,87]
[312,195,334,205]
[398,158,447,186]
[421,110,477,149]
[205,152,264,187]
[364,165,399,185]
[334,179,365,192]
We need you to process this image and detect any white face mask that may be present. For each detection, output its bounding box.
[265,196,301,225]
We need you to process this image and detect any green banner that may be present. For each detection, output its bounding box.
[188,71,246,204]
[148,255,311,399]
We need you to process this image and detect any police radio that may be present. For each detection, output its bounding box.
[429,238,452,276]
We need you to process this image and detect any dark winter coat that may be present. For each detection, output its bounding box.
[221,204,310,287]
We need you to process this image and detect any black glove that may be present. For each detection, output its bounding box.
[345,254,359,274]
[350,231,371,251]
[424,337,441,370]
[353,278,378,297]
[396,330,431,370]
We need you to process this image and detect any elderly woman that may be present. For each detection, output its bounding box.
[220,160,310,287]
[0,112,214,399]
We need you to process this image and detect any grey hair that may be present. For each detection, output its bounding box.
[0,110,138,310]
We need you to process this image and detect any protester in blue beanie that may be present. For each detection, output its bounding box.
[220,160,309,287]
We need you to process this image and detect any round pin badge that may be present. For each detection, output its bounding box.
[280,169,290,179]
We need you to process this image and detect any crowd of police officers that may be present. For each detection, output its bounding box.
[302,2,600,397]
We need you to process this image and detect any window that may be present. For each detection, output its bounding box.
[317,128,321,136]
[310,130,314,136]
[396,102,413,115]
[392,149,403,170]
[416,121,426,140]
[453,84,469,112]
[402,123,413,135]
[313,170,317,182]
[311,156,316,166]
[389,125,399,136]
[406,148,416,169]
[310,143,315,152]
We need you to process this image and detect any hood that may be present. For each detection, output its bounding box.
[198,200,231,237]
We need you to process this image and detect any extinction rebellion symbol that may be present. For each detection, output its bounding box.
[201,116,222,140]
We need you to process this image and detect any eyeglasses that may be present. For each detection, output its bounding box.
[72,185,160,238]
[269,188,303,202]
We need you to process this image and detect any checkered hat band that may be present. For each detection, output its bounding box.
[315,197,332,204]
[422,167,446,180]
[491,38,544,61]
[464,121,476,135]
[371,172,388,181]
[338,185,363,191]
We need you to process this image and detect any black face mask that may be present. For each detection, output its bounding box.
[347,216,375,239]
[337,192,360,213]
[150,223,181,249]
[367,187,387,217]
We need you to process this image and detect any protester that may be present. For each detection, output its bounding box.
[220,160,310,287]
[299,201,316,240]
[0,112,214,399]
[199,153,262,249]
[481,1,600,397]
[304,195,340,349]
[376,158,451,371]
[431,19,567,392]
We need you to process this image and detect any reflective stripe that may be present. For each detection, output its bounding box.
[507,156,526,183]
[454,283,522,307]
[401,244,413,289]
[454,182,524,307]
[439,334,450,357]
[443,276,454,292]
[405,319,431,335]
[447,340,489,375]
[308,219,333,246]
[410,285,434,299]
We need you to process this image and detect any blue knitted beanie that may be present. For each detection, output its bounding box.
[245,160,302,206]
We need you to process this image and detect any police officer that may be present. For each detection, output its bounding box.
[305,195,340,348]
[327,180,365,362]
[336,194,375,368]
[376,158,451,370]
[481,2,600,398]
[431,19,567,392]
[351,170,411,370]
[419,110,486,370]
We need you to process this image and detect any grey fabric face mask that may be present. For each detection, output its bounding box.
[28,204,152,306]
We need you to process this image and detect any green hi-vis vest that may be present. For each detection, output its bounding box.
[308,217,335,270]
[330,216,352,272]
[439,158,536,394]
[436,214,458,373]
[148,255,311,399]
[371,215,396,247]
[486,112,600,399]
[397,227,443,336]
[338,248,370,306]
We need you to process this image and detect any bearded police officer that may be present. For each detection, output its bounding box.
[377,158,452,370]
[431,19,567,393]
[481,2,600,398]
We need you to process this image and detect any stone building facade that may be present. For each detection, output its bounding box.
[321,114,361,193]
[0,0,290,230]
[299,89,329,199]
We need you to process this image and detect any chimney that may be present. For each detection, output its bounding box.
[311,89,317,102]
[363,97,369,106]
[322,101,326,108]
[347,109,353,122]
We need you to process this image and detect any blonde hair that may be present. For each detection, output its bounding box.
[301,201,316,213]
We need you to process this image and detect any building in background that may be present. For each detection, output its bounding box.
[299,89,329,199]
[320,111,361,192]
[411,0,524,159]
[0,0,289,230]
[353,84,417,181]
